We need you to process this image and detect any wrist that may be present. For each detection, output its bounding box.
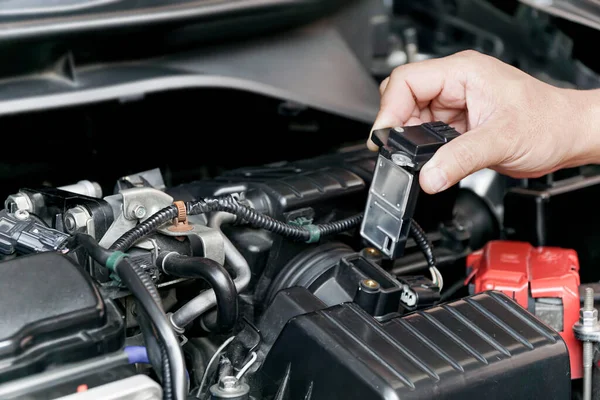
[561,88,600,166]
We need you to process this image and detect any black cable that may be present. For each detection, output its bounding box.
[109,205,179,252]
[186,196,363,242]
[440,278,466,302]
[115,257,187,400]
[158,253,238,332]
[408,219,436,269]
[108,197,362,255]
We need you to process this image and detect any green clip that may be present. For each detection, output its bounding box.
[304,225,321,244]
[106,251,128,272]
[289,216,313,227]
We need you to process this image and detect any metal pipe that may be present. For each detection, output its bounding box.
[170,212,250,331]
[583,287,594,400]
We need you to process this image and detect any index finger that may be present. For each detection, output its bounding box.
[368,53,471,148]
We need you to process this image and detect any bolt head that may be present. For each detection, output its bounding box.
[64,215,76,231]
[365,247,380,256]
[64,207,91,233]
[391,152,414,167]
[5,193,32,213]
[133,205,147,219]
[393,127,404,133]
[219,376,239,391]
[361,279,380,292]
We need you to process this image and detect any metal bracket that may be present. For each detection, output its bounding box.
[98,187,173,249]
[157,215,225,266]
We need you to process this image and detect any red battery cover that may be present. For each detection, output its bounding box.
[467,241,582,379]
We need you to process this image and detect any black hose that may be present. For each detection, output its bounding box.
[160,343,173,400]
[115,257,187,400]
[69,233,113,265]
[70,234,185,400]
[440,278,466,302]
[127,258,173,400]
[109,205,179,252]
[408,219,436,269]
[186,196,363,242]
[158,253,238,332]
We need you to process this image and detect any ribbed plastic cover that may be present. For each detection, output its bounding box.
[261,291,570,399]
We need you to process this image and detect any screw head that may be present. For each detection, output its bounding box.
[360,279,379,292]
[365,247,380,256]
[391,153,414,167]
[133,205,147,219]
[393,127,405,133]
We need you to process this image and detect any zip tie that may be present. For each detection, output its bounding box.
[304,225,321,244]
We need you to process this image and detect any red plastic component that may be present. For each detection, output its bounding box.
[467,240,582,379]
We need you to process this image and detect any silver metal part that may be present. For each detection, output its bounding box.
[116,168,167,191]
[210,376,250,400]
[4,192,33,213]
[574,287,599,400]
[13,209,30,221]
[360,154,413,258]
[55,375,162,399]
[170,212,251,331]
[391,152,414,168]
[64,206,94,236]
[98,187,173,249]
[58,180,103,198]
[157,215,225,266]
[519,0,600,32]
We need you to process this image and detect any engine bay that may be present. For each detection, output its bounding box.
[1,0,600,399]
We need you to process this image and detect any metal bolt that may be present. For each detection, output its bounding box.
[585,288,594,311]
[64,206,92,234]
[365,248,379,256]
[5,193,33,213]
[361,279,380,292]
[393,127,404,133]
[219,376,239,391]
[64,215,76,231]
[582,287,595,400]
[14,209,30,221]
[391,153,414,167]
[133,205,147,219]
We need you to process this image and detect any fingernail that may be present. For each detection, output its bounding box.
[422,166,448,193]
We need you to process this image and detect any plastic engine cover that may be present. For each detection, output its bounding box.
[260,290,570,399]
[0,252,124,381]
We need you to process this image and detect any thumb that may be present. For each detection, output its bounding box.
[419,127,503,194]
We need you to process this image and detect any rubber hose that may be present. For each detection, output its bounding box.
[109,205,179,252]
[160,342,173,400]
[71,234,183,399]
[158,253,238,332]
[186,197,363,242]
[115,258,186,400]
[123,261,175,400]
[409,219,436,269]
[70,233,113,265]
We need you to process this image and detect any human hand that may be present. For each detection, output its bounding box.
[368,50,600,194]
